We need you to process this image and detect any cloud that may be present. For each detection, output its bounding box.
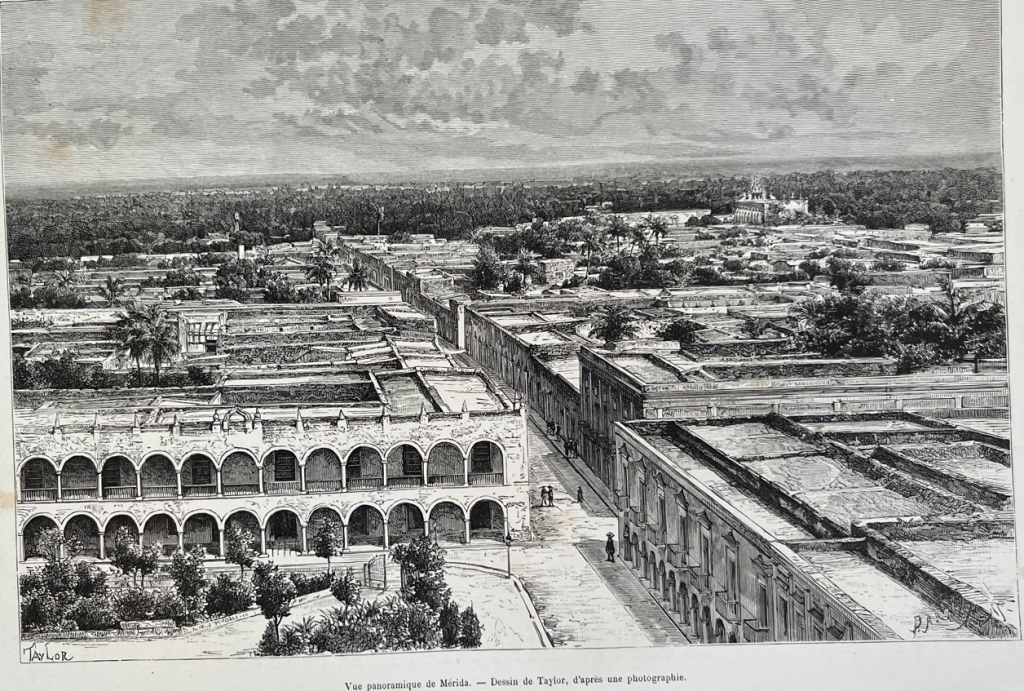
[0,0,1002,186]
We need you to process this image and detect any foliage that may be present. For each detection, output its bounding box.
[345,262,370,292]
[458,606,483,648]
[288,570,335,597]
[10,284,87,309]
[19,530,114,633]
[165,547,209,626]
[439,600,461,648]
[309,517,345,573]
[795,286,1006,371]
[590,305,639,345]
[109,527,159,587]
[170,286,205,301]
[392,536,451,612]
[595,246,691,290]
[214,258,276,301]
[657,318,704,346]
[871,257,905,272]
[223,527,257,578]
[205,574,255,617]
[921,258,957,270]
[470,244,507,291]
[252,562,297,640]
[330,571,360,606]
[824,257,871,294]
[741,317,773,339]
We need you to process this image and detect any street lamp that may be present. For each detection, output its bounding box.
[504,533,513,579]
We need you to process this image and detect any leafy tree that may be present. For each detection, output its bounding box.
[579,227,605,279]
[205,574,255,617]
[109,526,141,586]
[224,526,257,579]
[470,245,508,291]
[871,257,905,272]
[136,543,161,588]
[252,561,297,641]
[657,319,703,347]
[331,570,360,606]
[392,536,451,612]
[797,260,823,279]
[511,250,538,291]
[825,257,871,294]
[166,546,208,626]
[309,516,345,574]
[590,305,639,345]
[458,606,483,648]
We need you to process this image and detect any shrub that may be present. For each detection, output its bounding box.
[113,587,158,621]
[440,601,461,648]
[459,606,483,648]
[288,571,334,597]
[205,574,255,617]
[330,571,360,606]
[71,596,118,631]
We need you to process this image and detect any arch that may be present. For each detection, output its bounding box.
[100,455,138,499]
[221,451,260,496]
[263,449,300,494]
[181,453,217,497]
[387,502,426,544]
[468,441,504,484]
[387,444,424,487]
[100,452,139,472]
[140,454,177,499]
[714,619,726,644]
[427,441,464,486]
[668,570,678,614]
[23,516,60,559]
[59,453,98,472]
[182,512,221,557]
[346,446,384,490]
[690,595,700,640]
[142,513,180,556]
[20,457,58,501]
[347,505,386,547]
[659,561,668,602]
[223,510,261,554]
[64,514,101,559]
[17,453,57,474]
[641,550,650,583]
[469,499,505,542]
[104,514,140,550]
[701,606,713,644]
[429,502,467,545]
[622,524,632,562]
[305,447,343,492]
[679,581,690,625]
[265,508,302,554]
[649,552,659,590]
[61,455,99,500]
[307,506,344,528]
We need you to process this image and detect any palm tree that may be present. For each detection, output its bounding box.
[580,228,604,280]
[52,268,77,289]
[106,304,179,386]
[606,215,629,249]
[513,250,538,291]
[99,275,126,307]
[645,215,670,245]
[346,262,370,292]
[305,256,335,299]
[590,305,639,346]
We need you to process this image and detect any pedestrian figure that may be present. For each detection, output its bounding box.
[539,486,548,507]
[605,533,616,562]
[577,486,584,504]
[547,486,555,506]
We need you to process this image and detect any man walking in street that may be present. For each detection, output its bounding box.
[605,533,616,562]
[577,486,584,504]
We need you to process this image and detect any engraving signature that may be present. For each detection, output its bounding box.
[22,641,73,663]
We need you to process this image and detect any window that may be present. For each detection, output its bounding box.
[700,534,711,573]
[757,580,769,627]
[192,459,213,485]
[471,443,492,474]
[103,461,122,487]
[402,446,422,477]
[273,453,295,482]
[24,463,44,489]
[347,451,362,479]
[727,555,738,601]
[778,596,790,637]
[796,612,806,641]
[679,515,689,554]
[813,624,824,641]
[658,498,667,530]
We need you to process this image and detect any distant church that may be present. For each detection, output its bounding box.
[733,177,809,225]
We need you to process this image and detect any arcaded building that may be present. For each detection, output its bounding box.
[15,368,530,563]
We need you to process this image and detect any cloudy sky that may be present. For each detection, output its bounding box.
[0,0,1002,188]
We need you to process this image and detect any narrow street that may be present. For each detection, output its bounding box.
[517,419,690,647]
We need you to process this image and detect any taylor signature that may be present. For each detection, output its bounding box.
[22,641,73,663]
